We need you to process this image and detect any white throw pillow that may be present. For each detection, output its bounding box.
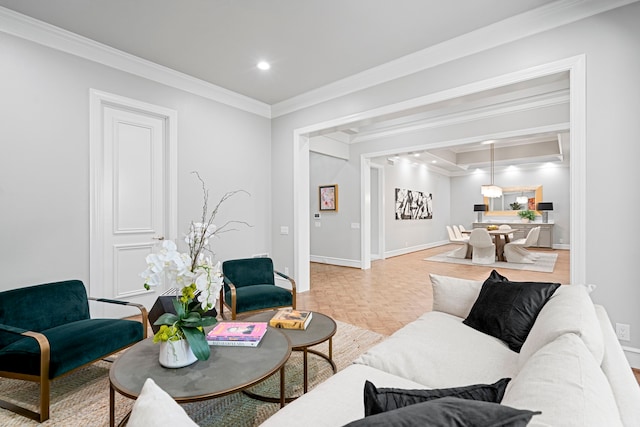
[502,333,622,427]
[127,378,198,427]
[429,273,483,319]
[518,284,604,369]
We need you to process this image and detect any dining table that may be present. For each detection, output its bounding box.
[461,228,513,262]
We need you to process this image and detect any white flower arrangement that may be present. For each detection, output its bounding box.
[140,172,249,361]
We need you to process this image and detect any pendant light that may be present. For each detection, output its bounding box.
[480,143,502,198]
[516,193,528,205]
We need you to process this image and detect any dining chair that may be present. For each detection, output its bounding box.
[504,227,540,263]
[458,225,466,232]
[452,225,464,240]
[446,226,469,258]
[498,224,514,240]
[469,228,495,265]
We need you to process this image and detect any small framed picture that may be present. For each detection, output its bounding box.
[319,185,338,211]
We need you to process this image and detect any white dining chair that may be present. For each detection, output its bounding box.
[469,228,495,265]
[452,225,467,241]
[458,225,466,232]
[446,226,469,258]
[504,226,540,263]
[498,224,514,240]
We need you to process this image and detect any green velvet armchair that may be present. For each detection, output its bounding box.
[0,280,148,422]
[220,258,296,320]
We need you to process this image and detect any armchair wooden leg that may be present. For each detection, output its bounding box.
[40,376,50,422]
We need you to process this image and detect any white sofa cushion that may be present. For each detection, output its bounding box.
[518,284,604,369]
[502,333,622,427]
[429,273,483,318]
[127,378,198,427]
[259,364,429,427]
[354,311,518,389]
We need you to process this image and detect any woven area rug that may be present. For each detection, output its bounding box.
[425,250,558,272]
[0,320,385,427]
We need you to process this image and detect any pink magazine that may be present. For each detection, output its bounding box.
[207,322,268,341]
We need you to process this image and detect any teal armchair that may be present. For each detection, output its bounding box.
[220,258,296,320]
[0,280,148,422]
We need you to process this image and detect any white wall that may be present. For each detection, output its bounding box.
[272,3,640,359]
[0,32,272,292]
[308,151,360,266]
[383,161,450,256]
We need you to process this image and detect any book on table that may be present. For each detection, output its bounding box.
[207,322,268,347]
[269,308,313,330]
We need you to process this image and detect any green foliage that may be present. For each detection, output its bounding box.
[517,209,536,221]
[152,297,217,361]
[509,202,522,210]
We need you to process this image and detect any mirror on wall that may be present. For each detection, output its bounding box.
[484,185,542,215]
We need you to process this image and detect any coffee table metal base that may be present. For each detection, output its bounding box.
[243,311,337,403]
[243,342,337,403]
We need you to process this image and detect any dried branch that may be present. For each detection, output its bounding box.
[188,171,251,269]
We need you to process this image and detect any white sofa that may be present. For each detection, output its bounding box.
[260,273,640,426]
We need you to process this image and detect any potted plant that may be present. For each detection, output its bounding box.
[140,172,249,367]
[517,209,536,223]
[509,201,522,210]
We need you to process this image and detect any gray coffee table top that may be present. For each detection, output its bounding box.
[245,311,336,349]
[109,327,291,402]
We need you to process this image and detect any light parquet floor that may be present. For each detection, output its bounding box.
[297,244,570,336]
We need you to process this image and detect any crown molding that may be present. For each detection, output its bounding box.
[271,0,639,118]
[0,6,271,118]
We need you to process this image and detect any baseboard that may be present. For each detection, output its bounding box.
[385,241,447,258]
[552,243,570,250]
[622,345,640,369]
[310,255,361,268]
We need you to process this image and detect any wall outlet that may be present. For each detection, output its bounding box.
[616,323,631,341]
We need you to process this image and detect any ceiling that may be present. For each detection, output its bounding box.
[320,71,571,174]
[0,0,556,105]
[1,0,573,173]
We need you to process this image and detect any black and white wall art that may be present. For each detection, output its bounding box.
[395,188,433,220]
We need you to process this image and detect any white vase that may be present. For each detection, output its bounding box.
[521,218,530,223]
[158,339,198,368]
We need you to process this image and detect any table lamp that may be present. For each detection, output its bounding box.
[473,204,487,223]
[537,202,554,223]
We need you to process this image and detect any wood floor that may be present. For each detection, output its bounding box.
[297,244,569,336]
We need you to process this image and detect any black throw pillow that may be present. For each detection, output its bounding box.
[463,270,560,352]
[363,378,511,416]
[344,397,540,427]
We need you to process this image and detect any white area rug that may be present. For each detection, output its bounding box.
[425,250,558,273]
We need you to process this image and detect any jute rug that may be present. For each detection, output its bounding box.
[0,321,385,427]
[425,250,558,273]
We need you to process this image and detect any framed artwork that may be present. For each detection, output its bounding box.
[319,184,338,211]
[395,188,433,220]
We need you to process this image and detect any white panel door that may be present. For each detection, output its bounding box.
[103,106,165,311]
[90,90,177,318]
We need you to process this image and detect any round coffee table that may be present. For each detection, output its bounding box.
[244,311,337,402]
[108,328,291,426]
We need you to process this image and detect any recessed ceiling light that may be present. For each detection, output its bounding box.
[257,61,271,71]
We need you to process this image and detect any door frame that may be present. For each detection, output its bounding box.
[89,89,178,301]
[294,55,586,290]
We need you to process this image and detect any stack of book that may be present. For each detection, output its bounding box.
[206,322,268,347]
[269,308,313,330]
